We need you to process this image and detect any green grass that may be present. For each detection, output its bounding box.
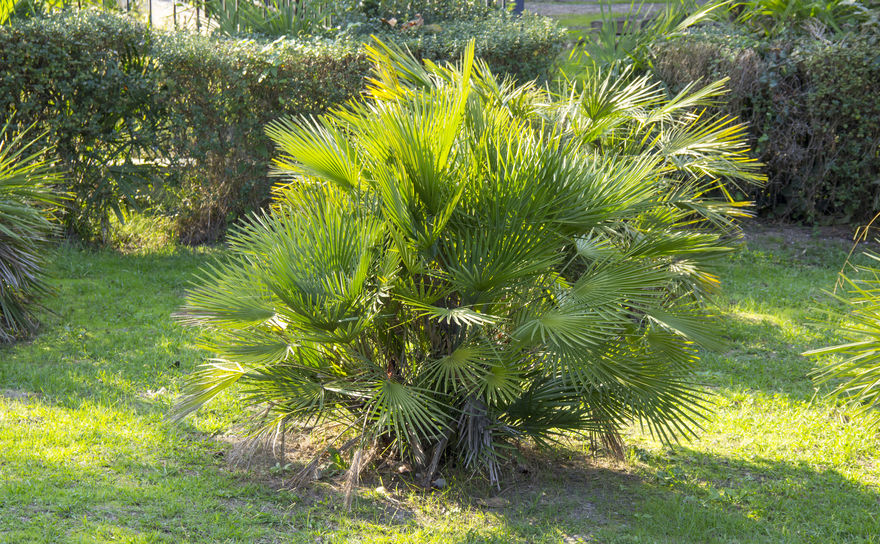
[543,1,702,40]
[550,13,605,39]
[1,227,879,543]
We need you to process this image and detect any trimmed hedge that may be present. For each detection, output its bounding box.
[653,25,880,223]
[373,13,566,83]
[156,34,369,243]
[0,9,564,243]
[0,12,164,241]
[356,0,494,23]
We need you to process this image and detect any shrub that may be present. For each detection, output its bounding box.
[199,0,341,38]
[569,0,729,72]
[1,9,564,244]
[356,0,493,23]
[0,0,117,25]
[195,0,498,38]
[652,26,880,223]
[0,11,369,244]
[173,41,762,488]
[155,33,369,243]
[0,10,165,242]
[735,0,874,36]
[0,123,63,342]
[370,12,566,82]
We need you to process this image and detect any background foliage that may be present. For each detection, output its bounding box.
[155,33,369,243]
[368,12,565,84]
[652,25,880,223]
[569,0,879,224]
[0,8,563,244]
[356,0,494,23]
[733,0,878,36]
[0,11,163,242]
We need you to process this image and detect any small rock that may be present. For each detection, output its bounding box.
[478,496,509,508]
[431,477,446,489]
[140,387,167,400]
[374,486,388,495]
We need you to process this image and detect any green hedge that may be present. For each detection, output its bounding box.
[0,11,164,241]
[374,13,566,83]
[356,0,494,23]
[652,25,880,223]
[156,34,369,243]
[0,9,564,243]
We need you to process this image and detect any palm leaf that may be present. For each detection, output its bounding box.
[0,123,64,342]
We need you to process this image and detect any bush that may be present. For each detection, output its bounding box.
[568,0,729,72]
[155,33,369,243]
[0,10,366,243]
[0,9,564,243]
[0,124,63,342]
[356,0,494,23]
[0,10,164,242]
[734,0,875,37]
[174,42,762,488]
[369,12,566,82]
[653,26,880,223]
[199,0,345,38]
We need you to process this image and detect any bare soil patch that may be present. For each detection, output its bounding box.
[1,389,41,402]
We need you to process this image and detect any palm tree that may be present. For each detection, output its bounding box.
[0,123,63,342]
[174,40,764,489]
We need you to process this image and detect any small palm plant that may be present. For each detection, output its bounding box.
[736,0,870,36]
[201,0,336,37]
[0,123,63,342]
[174,41,763,488]
[806,220,880,427]
[569,0,729,72]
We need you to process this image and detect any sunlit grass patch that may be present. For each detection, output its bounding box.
[1,228,879,543]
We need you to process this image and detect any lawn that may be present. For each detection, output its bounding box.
[550,13,604,38]
[1,227,879,543]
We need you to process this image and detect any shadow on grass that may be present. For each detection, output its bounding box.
[395,442,880,543]
[3,241,878,542]
[611,445,880,543]
[698,233,860,402]
[334,440,880,543]
[2,391,878,543]
[0,246,214,408]
[240,439,880,543]
[698,313,823,402]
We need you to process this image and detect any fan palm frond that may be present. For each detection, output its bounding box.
[807,251,880,426]
[0,123,63,342]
